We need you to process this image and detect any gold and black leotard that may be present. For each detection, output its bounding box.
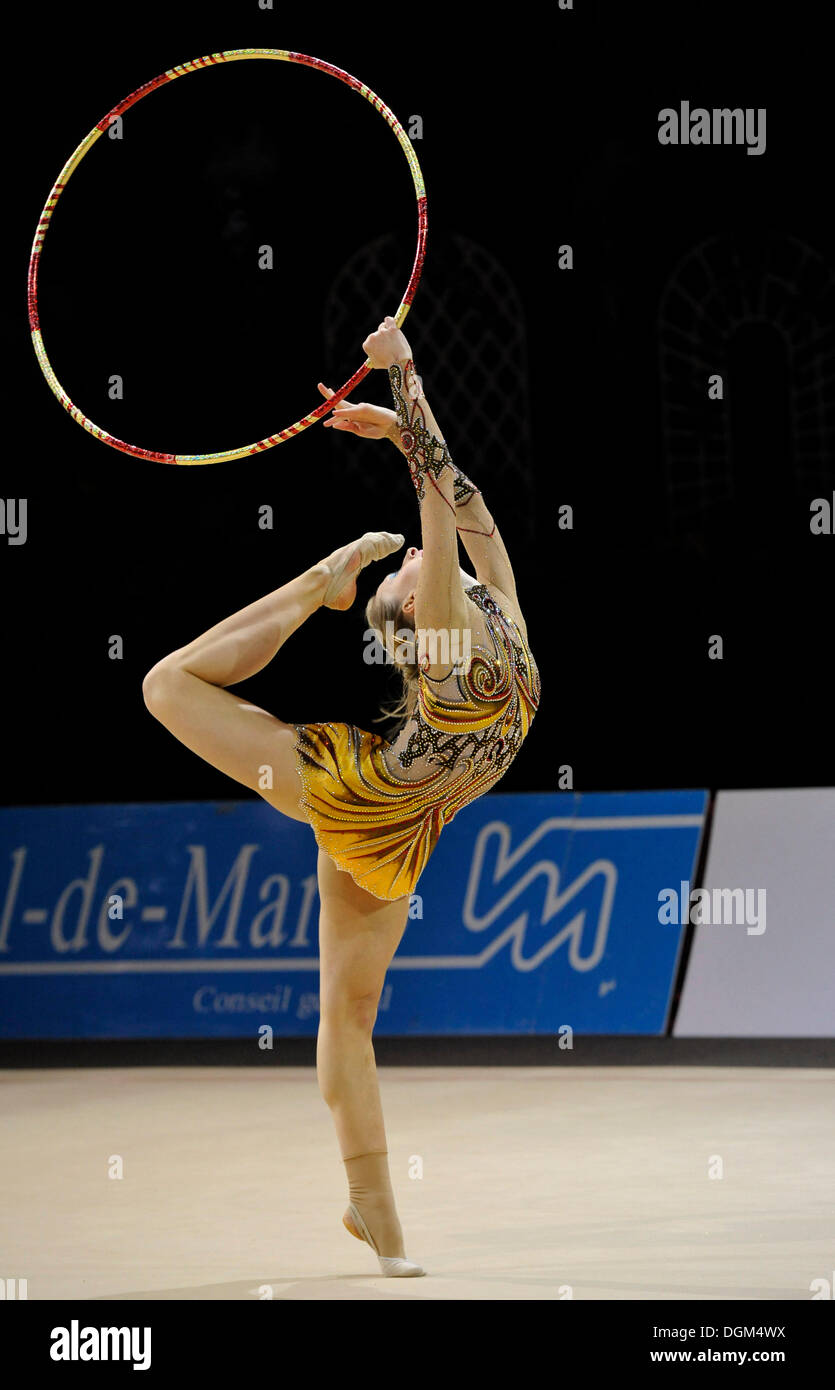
[291,582,541,901]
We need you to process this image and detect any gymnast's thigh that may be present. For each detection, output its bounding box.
[315,848,411,1003]
[144,664,311,824]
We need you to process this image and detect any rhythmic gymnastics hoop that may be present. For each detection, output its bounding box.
[27,48,428,465]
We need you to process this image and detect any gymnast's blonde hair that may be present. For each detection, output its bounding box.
[364,587,419,728]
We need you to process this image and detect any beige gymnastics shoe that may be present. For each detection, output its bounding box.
[322,531,405,610]
[343,1203,426,1276]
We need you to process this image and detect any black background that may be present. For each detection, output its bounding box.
[3,0,833,808]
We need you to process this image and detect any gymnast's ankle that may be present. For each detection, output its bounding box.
[342,1150,406,1261]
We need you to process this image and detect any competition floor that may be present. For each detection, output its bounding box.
[2,1064,833,1301]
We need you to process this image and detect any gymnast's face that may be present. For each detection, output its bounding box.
[377,549,479,618]
[378,545,422,618]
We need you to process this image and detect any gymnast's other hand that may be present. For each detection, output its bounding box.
[362,315,412,369]
[317,383,395,439]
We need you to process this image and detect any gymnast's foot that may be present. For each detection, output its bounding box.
[321,531,405,611]
[342,1151,425,1277]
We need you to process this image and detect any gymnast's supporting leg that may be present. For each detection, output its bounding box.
[314,848,420,1270]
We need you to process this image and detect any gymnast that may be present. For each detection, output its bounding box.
[142,315,542,1276]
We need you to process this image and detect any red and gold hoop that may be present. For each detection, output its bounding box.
[27,48,428,464]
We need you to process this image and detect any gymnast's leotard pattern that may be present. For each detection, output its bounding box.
[291,582,541,901]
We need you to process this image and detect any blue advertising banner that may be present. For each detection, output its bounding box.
[0,791,707,1039]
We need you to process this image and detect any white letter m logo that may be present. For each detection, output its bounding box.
[462,820,617,972]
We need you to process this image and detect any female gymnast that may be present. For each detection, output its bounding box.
[142,315,541,1277]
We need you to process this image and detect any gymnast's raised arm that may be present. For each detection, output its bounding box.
[383,373,520,613]
[360,316,472,672]
[316,332,520,611]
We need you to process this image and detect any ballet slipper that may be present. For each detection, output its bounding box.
[343,1204,426,1277]
[322,531,405,610]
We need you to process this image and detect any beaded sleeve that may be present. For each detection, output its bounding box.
[387,359,481,510]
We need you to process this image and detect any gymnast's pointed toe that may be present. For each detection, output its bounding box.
[343,1203,426,1277]
[322,531,405,609]
[364,530,406,563]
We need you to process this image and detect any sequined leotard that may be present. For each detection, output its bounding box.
[291,581,541,901]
